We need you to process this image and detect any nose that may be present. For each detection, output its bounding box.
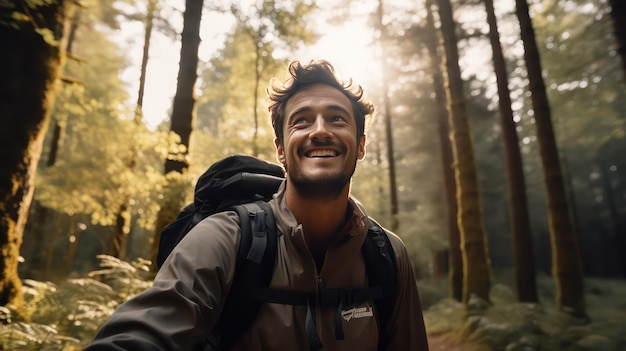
[309,115,331,141]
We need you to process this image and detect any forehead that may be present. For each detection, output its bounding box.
[285,84,354,117]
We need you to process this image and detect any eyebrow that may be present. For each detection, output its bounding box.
[288,105,352,120]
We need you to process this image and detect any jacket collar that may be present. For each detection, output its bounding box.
[270,181,368,240]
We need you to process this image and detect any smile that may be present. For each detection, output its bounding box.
[306,149,338,157]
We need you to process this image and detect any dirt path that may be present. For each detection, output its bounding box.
[427,334,491,351]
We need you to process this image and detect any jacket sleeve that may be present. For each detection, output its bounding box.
[84,211,241,351]
[385,233,430,351]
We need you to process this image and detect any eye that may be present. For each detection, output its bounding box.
[331,115,346,122]
[293,117,308,125]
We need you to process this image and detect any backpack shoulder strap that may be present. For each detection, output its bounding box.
[361,218,398,351]
[207,201,277,351]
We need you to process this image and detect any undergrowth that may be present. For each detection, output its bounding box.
[0,255,153,351]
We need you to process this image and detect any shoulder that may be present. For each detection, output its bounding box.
[366,219,411,264]
[383,230,408,256]
[182,209,240,234]
[191,210,241,234]
[165,211,242,266]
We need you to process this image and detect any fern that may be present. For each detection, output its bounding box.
[0,256,155,350]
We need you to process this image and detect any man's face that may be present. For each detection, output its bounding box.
[275,84,366,198]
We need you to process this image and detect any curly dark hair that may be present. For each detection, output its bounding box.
[267,60,375,146]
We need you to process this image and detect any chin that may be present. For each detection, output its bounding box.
[289,173,352,198]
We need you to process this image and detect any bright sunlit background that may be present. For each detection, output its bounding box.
[117,1,381,129]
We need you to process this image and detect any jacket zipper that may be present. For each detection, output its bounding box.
[297,224,325,349]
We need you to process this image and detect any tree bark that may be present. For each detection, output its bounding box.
[376,0,399,232]
[436,0,492,306]
[0,1,75,310]
[151,0,203,268]
[425,0,462,301]
[24,9,78,281]
[484,0,538,303]
[515,0,586,318]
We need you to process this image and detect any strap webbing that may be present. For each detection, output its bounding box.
[252,285,384,306]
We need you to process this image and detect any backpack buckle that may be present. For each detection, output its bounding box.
[369,226,388,257]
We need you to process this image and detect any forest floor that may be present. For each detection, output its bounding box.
[427,333,491,351]
[418,273,626,351]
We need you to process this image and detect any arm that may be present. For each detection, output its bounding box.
[386,233,430,351]
[84,211,241,351]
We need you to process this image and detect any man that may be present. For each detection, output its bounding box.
[85,60,429,350]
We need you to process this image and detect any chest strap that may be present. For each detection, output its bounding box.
[252,283,384,351]
[252,285,384,306]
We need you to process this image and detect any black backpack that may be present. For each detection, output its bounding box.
[156,155,398,351]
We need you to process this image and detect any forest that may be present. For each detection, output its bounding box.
[0,0,625,350]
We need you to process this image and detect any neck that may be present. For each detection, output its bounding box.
[284,182,351,254]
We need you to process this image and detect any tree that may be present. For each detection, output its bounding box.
[199,0,317,157]
[232,0,317,156]
[151,0,204,267]
[27,4,177,277]
[483,0,538,303]
[375,0,400,232]
[425,0,463,301]
[195,24,284,163]
[515,0,586,318]
[0,0,75,310]
[111,0,160,260]
[521,0,625,279]
[21,7,82,281]
[436,0,493,306]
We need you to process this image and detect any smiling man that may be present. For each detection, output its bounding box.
[85,60,429,351]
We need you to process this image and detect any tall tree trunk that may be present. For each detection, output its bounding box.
[376,0,399,232]
[151,0,203,268]
[112,0,158,260]
[436,0,492,306]
[26,10,79,279]
[484,0,538,303]
[608,0,626,76]
[135,0,158,121]
[0,1,75,311]
[425,0,462,301]
[515,0,586,318]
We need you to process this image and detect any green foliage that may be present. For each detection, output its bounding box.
[424,279,626,351]
[196,0,319,158]
[0,256,152,350]
[36,95,180,229]
[33,5,184,231]
[531,0,626,149]
[197,24,285,134]
[0,317,82,350]
[0,0,65,45]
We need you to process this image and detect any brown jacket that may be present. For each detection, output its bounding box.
[86,184,429,350]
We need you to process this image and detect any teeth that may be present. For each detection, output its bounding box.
[308,149,337,157]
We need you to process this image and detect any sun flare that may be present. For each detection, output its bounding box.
[130,7,382,129]
[297,17,382,92]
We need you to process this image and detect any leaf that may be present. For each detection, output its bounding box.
[35,27,58,46]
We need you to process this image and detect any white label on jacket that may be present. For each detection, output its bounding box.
[341,306,374,322]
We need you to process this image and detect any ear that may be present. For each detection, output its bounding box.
[275,138,286,164]
[357,134,366,160]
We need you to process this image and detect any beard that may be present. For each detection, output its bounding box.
[284,156,357,200]
[287,167,354,199]
[282,139,359,199]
